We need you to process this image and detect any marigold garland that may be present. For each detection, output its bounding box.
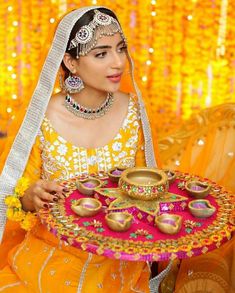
[4,177,37,231]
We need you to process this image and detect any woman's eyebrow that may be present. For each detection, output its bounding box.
[91,40,126,51]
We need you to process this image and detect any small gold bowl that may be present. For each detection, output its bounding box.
[188,199,216,218]
[71,198,102,217]
[108,167,126,183]
[185,180,210,199]
[164,170,176,184]
[155,214,182,235]
[105,212,133,232]
[76,178,102,196]
[119,167,168,201]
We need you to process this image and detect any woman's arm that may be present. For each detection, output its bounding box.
[16,136,65,212]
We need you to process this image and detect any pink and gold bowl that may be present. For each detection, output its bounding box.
[108,167,126,183]
[155,214,182,235]
[71,198,102,217]
[105,212,133,232]
[119,167,169,201]
[185,180,210,199]
[76,178,103,196]
[188,199,216,218]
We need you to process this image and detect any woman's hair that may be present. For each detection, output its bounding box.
[61,8,119,78]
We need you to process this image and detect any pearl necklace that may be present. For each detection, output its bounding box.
[64,93,114,120]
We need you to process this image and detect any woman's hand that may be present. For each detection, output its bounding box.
[21,179,66,212]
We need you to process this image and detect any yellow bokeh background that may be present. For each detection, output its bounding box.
[0,0,234,135]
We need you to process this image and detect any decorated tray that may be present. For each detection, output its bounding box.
[39,169,235,262]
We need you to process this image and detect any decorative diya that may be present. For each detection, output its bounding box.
[119,167,168,201]
[185,180,210,199]
[164,170,176,184]
[105,212,133,232]
[108,167,126,182]
[71,198,102,217]
[188,199,216,218]
[76,178,102,196]
[155,214,182,235]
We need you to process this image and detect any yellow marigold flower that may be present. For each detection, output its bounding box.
[15,177,30,197]
[6,208,24,222]
[14,209,25,222]
[5,196,22,208]
[6,208,15,220]
[21,213,37,231]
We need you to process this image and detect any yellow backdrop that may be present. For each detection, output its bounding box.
[0,0,235,135]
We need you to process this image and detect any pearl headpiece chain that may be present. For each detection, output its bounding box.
[68,10,126,57]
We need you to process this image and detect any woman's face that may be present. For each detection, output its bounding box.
[75,33,127,93]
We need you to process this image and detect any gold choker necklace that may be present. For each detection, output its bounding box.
[64,93,114,120]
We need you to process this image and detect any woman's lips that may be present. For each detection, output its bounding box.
[107,73,122,83]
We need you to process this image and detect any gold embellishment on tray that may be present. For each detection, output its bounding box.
[163,169,176,184]
[96,188,187,216]
[119,167,169,200]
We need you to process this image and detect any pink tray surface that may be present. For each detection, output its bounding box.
[39,171,235,262]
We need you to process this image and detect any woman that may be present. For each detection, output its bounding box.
[0,6,161,292]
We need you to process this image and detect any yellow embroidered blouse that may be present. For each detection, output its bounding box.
[37,94,145,181]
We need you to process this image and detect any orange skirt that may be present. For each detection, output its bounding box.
[175,236,235,293]
[0,222,150,293]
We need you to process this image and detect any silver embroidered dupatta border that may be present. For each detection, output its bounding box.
[0,6,157,242]
[0,6,102,242]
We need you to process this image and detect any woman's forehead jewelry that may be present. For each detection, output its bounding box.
[64,92,114,119]
[68,10,126,57]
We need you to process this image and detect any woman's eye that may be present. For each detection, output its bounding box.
[95,52,107,58]
[118,46,127,53]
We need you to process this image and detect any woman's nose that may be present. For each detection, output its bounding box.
[111,52,124,68]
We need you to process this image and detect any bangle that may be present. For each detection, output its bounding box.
[5,177,37,231]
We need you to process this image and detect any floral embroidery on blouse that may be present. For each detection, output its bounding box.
[39,95,140,181]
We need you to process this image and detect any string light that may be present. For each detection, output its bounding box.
[7,107,12,113]
[0,1,235,135]
[54,88,60,93]
[12,21,18,27]
[142,76,148,82]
